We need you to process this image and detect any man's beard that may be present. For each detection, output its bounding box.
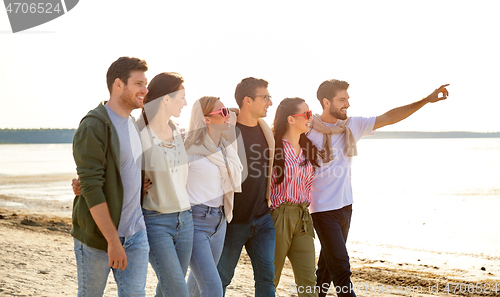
[120,87,142,110]
[329,104,347,120]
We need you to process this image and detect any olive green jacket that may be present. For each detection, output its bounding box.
[71,101,144,251]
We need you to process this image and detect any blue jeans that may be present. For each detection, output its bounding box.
[74,229,149,297]
[187,204,227,297]
[217,213,276,297]
[311,205,356,297]
[143,209,194,297]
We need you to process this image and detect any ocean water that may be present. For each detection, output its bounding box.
[350,138,500,256]
[0,143,75,176]
[345,138,500,276]
[0,144,75,203]
[0,139,499,271]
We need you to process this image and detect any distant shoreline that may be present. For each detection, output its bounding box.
[1,129,499,143]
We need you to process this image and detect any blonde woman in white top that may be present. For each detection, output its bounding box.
[184,96,243,297]
[139,72,193,297]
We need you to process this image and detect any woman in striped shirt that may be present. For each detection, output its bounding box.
[271,97,321,297]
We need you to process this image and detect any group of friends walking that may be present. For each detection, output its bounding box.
[71,56,449,297]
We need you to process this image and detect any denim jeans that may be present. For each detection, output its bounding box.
[311,205,356,297]
[74,229,149,297]
[143,208,194,297]
[187,204,227,297]
[217,213,276,297]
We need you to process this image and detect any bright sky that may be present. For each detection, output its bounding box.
[1,1,499,132]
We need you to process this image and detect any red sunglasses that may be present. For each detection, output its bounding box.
[291,110,313,120]
[209,107,230,118]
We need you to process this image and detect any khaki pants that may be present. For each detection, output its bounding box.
[271,202,318,297]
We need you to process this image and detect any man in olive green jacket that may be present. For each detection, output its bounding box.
[72,57,149,297]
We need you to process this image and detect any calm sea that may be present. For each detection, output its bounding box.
[349,138,500,272]
[353,138,500,246]
[0,144,75,205]
[0,139,499,272]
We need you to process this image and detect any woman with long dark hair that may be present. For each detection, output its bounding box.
[139,72,193,297]
[270,97,321,297]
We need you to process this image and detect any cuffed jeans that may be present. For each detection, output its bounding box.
[272,202,317,297]
[143,209,194,297]
[217,213,276,297]
[74,229,149,297]
[311,205,356,297]
[187,204,227,297]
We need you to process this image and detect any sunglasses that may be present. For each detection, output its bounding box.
[252,95,272,103]
[209,107,230,118]
[290,110,313,120]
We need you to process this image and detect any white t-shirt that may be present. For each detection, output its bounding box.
[307,116,376,214]
[186,152,224,207]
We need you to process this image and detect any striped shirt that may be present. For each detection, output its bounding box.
[270,139,314,210]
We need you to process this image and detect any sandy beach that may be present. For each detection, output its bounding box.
[0,174,499,297]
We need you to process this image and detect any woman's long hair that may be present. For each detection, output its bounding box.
[272,97,321,185]
[138,72,184,130]
[184,96,220,150]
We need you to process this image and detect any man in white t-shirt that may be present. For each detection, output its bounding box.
[307,79,449,297]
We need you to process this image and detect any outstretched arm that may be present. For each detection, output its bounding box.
[373,84,449,130]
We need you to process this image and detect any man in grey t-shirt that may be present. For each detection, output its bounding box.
[71,57,149,296]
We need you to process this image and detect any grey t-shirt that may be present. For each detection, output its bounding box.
[105,105,146,237]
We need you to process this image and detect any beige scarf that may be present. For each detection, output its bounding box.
[186,134,243,223]
[311,114,357,163]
